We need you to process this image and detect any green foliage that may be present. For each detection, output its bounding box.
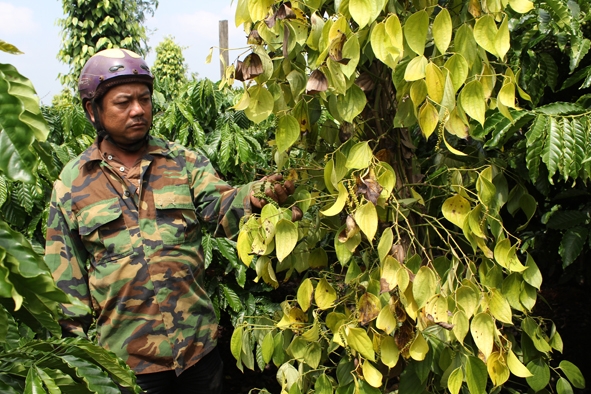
[58,0,158,91]
[228,0,587,393]
[152,36,188,101]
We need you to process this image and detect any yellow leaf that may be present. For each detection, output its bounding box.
[354,201,378,242]
[404,10,429,56]
[275,219,298,262]
[507,349,533,377]
[409,331,429,361]
[452,310,469,344]
[445,108,469,139]
[474,15,498,57]
[456,285,479,318]
[381,335,400,368]
[487,352,510,386]
[480,63,497,99]
[442,194,471,228]
[378,228,394,263]
[499,82,516,108]
[489,289,513,325]
[404,55,428,81]
[320,183,348,217]
[443,132,467,156]
[381,255,401,291]
[410,79,428,112]
[418,101,439,140]
[362,360,383,388]
[297,278,314,312]
[245,85,274,124]
[459,80,486,126]
[248,0,273,21]
[315,277,337,310]
[376,305,397,335]
[495,16,511,60]
[235,0,252,26]
[426,62,445,104]
[433,8,452,54]
[471,312,495,359]
[346,326,375,361]
[349,0,372,28]
[358,292,382,325]
[237,229,254,266]
[509,0,534,13]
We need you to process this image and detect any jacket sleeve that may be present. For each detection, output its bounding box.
[44,181,92,337]
[186,150,254,240]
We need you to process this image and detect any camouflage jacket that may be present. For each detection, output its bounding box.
[45,136,253,375]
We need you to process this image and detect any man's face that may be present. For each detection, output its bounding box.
[86,82,152,148]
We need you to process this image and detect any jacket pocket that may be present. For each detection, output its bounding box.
[77,197,133,263]
[153,184,198,245]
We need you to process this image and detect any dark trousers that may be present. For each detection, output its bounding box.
[120,347,224,394]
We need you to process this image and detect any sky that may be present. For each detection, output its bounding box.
[0,0,247,104]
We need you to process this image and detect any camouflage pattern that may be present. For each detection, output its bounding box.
[45,136,253,375]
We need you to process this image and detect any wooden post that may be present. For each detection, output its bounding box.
[219,20,229,80]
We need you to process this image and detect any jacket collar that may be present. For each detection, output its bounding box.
[78,135,172,170]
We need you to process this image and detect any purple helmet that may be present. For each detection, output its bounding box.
[78,48,153,103]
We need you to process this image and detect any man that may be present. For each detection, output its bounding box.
[45,48,292,394]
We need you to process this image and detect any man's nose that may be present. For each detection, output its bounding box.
[130,99,146,116]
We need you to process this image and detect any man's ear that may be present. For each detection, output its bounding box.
[84,101,95,123]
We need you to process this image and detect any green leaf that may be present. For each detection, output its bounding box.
[432,8,452,54]
[276,115,300,153]
[231,326,244,361]
[345,141,373,169]
[262,331,275,364]
[460,80,485,126]
[466,356,487,394]
[346,326,375,361]
[404,10,429,56]
[559,360,586,389]
[557,377,574,394]
[559,227,588,269]
[452,310,469,344]
[245,85,274,124]
[275,219,298,262]
[0,39,24,54]
[337,84,367,123]
[315,373,333,394]
[413,267,437,309]
[448,367,463,394]
[526,358,550,391]
[59,354,120,393]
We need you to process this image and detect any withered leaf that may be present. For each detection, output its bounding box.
[276,3,296,20]
[306,69,328,94]
[328,32,348,64]
[356,170,383,205]
[247,30,263,45]
[241,53,264,81]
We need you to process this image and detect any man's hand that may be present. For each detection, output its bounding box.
[250,174,295,210]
